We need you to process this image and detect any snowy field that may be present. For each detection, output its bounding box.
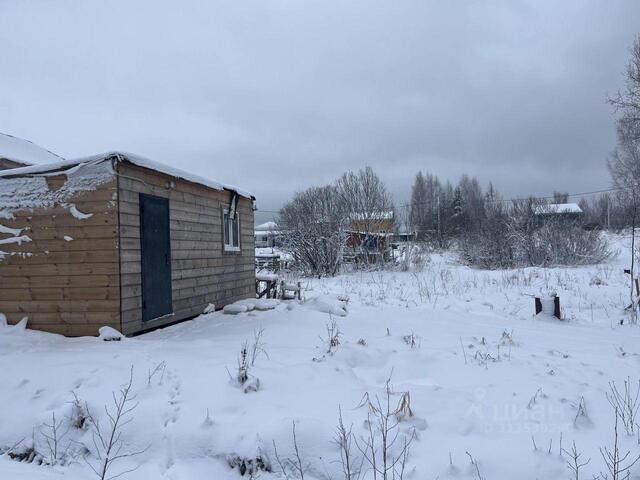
[1,234,640,480]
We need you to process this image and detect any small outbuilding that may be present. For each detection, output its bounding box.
[254,221,281,248]
[0,152,255,336]
[534,203,583,224]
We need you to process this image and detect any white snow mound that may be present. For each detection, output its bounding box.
[305,295,348,316]
[98,326,123,341]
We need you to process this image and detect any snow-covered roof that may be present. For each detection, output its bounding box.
[351,210,394,221]
[0,157,115,223]
[254,222,281,236]
[255,221,278,231]
[0,133,64,166]
[0,152,254,199]
[534,203,582,215]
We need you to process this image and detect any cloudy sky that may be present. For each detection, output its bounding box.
[1,1,639,223]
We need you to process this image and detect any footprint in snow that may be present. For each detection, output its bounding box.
[162,370,182,427]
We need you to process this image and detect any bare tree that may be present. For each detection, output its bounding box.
[409,171,440,241]
[279,167,394,274]
[609,128,640,309]
[279,185,346,277]
[553,191,570,204]
[609,34,640,141]
[336,166,395,263]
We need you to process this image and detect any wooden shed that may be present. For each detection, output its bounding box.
[0,152,255,336]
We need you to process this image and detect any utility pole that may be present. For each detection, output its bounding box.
[437,195,441,247]
[607,193,611,230]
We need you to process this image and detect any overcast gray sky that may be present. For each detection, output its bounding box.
[1,1,639,223]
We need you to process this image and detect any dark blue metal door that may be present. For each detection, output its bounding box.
[139,193,172,322]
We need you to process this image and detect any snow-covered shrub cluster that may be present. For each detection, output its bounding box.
[460,204,612,269]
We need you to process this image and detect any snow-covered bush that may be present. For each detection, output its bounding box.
[231,332,267,393]
[397,243,430,272]
[278,185,346,277]
[460,200,612,269]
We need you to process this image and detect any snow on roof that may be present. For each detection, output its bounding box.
[0,157,115,222]
[0,133,64,166]
[255,221,278,231]
[0,151,254,199]
[351,210,394,221]
[534,203,583,215]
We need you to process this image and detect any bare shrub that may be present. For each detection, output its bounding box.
[85,367,148,480]
[324,319,342,355]
[147,361,167,386]
[402,333,418,349]
[599,409,640,480]
[460,199,612,269]
[250,327,269,366]
[573,396,592,429]
[355,380,416,480]
[562,440,590,480]
[465,451,486,480]
[231,342,261,393]
[334,406,363,480]
[70,391,89,430]
[398,244,430,272]
[40,412,69,465]
[272,422,308,480]
[607,378,640,436]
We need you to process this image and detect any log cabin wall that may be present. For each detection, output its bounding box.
[116,161,255,335]
[0,174,121,336]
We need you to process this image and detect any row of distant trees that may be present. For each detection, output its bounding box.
[407,172,639,246]
[405,172,615,268]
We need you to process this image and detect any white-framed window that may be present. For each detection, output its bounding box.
[223,209,240,251]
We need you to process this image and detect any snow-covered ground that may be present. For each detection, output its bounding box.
[1,234,640,479]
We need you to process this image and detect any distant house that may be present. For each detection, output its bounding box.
[345,210,395,262]
[0,152,255,336]
[391,230,417,243]
[0,132,64,170]
[254,221,281,248]
[534,203,583,223]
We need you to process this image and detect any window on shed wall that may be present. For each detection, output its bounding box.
[223,209,240,251]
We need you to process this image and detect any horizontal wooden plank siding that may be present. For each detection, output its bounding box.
[117,161,255,335]
[0,177,121,335]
